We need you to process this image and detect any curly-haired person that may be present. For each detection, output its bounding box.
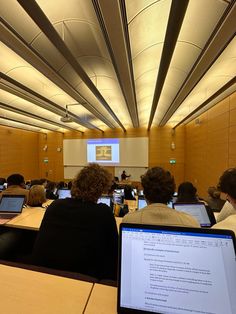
[31,164,118,280]
[123,167,199,227]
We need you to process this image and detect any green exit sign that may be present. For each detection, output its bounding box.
[169,159,176,164]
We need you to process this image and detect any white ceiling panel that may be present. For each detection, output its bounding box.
[0,0,235,132]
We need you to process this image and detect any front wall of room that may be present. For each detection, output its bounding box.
[185,92,236,199]
[1,90,235,191]
[0,126,39,180]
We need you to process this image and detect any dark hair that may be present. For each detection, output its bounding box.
[208,186,220,199]
[218,168,236,199]
[7,174,25,186]
[71,163,112,202]
[46,181,57,192]
[124,185,135,201]
[141,167,175,204]
[30,179,41,187]
[67,181,72,190]
[57,181,66,189]
[0,177,6,185]
[39,178,47,185]
[177,182,198,203]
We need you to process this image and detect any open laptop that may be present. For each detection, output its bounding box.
[0,195,25,224]
[97,196,112,208]
[137,196,147,210]
[57,189,71,199]
[173,202,216,227]
[118,223,236,314]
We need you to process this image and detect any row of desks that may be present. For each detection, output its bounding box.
[0,263,117,313]
[2,205,120,313]
[6,206,123,232]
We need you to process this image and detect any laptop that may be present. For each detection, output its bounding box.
[173,202,216,227]
[118,223,236,314]
[0,195,25,224]
[97,196,112,207]
[57,189,71,199]
[138,196,147,210]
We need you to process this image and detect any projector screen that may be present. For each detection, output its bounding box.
[63,137,148,168]
[87,138,119,165]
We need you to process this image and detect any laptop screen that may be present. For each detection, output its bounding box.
[0,195,25,213]
[118,224,236,314]
[138,197,147,210]
[173,202,216,227]
[57,189,71,199]
[97,196,112,207]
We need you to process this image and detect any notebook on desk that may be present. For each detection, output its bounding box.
[118,223,236,314]
[0,195,25,224]
[173,202,216,227]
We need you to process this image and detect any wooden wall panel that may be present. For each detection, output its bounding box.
[38,132,64,182]
[0,126,39,180]
[185,92,235,199]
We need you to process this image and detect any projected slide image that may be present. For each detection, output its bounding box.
[96,145,112,160]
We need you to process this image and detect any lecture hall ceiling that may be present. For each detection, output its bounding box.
[0,0,235,133]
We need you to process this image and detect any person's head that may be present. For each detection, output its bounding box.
[71,163,112,202]
[67,181,72,190]
[39,178,47,188]
[46,181,57,192]
[124,185,135,200]
[141,167,175,204]
[177,182,198,203]
[28,185,46,207]
[30,179,41,187]
[207,186,221,199]
[7,174,25,187]
[0,177,6,185]
[57,181,66,189]
[122,170,126,174]
[218,168,236,207]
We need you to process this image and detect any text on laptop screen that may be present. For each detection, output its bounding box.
[119,226,236,314]
[174,203,211,226]
[57,189,71,199]
[0,196,25,213]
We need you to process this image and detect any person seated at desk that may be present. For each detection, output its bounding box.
[121,170,130,181]
[212,168,236,234]
[27,185,47,207]
[206,186,225,212]
[123,185,136,201]
[176,181,199,203]
[31,163,118,280]
[1,173,29,203]
[45,181,58,200]
[122,167,199,227]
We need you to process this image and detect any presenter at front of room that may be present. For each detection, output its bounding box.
[121,170,131,181]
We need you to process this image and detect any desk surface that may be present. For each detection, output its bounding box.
[85,283,117,314]
[0,264,93,314]
[6,207,123,233]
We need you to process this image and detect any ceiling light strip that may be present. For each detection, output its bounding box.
[0,115,62,133]
[147,0,189,130]
[159,1,236,126]
[0,72,102,131]
[0,102,82,133]
[0,18,116,130]
[173,76,236,129]
[17,0,126,132]
[92,0,139,128]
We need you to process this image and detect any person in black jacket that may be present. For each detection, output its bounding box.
[32,163,118,280]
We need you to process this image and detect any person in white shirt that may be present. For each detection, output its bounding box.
[212,168,236,234]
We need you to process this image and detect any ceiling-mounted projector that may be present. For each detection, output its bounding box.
[60,105,73,123]
[60,114,73,123]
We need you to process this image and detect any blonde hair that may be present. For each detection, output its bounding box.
[28,185,46,206]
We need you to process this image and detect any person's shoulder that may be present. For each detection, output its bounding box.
[176,210,200,227]
[122,210,141,223]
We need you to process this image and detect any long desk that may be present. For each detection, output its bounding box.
[85,283,117,314]
[6,207,123,232]
[0,263,93,314]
